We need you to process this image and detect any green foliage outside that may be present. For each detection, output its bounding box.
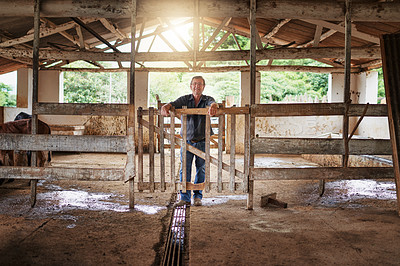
[0,82,16,107]
[62,24,385,105]
[63,61,127,103]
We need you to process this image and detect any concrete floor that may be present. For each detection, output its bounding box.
[0,152,399,265]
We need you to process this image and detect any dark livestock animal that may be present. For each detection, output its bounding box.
[13,112,52,165]
[0,119,51,185]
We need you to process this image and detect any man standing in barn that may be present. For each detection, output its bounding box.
[161,76,218,207]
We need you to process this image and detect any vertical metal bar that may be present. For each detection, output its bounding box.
[170,110,176,191]
[159,110,166,192]
[247,0,257,210]
[218,114,224,192]
[181,113,187,193]
[149,107,155,192]
[205,114,211,193]
[343,0,352,168]
[138,107,143,192]
[127,0,137,209]
[230,114,236,192]
[30,0,40,208]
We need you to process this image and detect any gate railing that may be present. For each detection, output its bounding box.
[137,106,249,194]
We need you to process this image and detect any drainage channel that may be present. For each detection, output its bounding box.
[162,203,189,266]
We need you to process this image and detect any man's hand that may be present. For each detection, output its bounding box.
[208,103,218,117]
[161,103,171,116]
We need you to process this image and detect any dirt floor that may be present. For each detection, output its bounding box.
[1,152,400,265]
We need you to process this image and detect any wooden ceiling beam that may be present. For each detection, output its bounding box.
[46,65,355,74]
[0,47,380,62]
[99,18,128,41]
[0,0,399,22]
[301,19,380,44]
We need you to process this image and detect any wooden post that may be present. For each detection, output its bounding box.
[30,0,40,208]
[380,33,400,216]
[193,0,199,69]
[128,0,137,209]
[221,101,226,151]
[126,104,136,208]
[247,0,257,210]
[218,114,224,192]
[244,108,250,193]
[205,114,211,192]
[0,106,4,123]
[149,107,155,192]
[170,109,176,191]
[343,0,352,168]
[230,114,236,192]
[137,107,143,192]
[159,109,166,192]
[181,111,187,193]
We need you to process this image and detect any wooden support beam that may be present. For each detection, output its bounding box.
[381,33,400,216]
[1,0,400,22]
[0,166,125,181]
[0,134,127,153]
[33,103,129,116]
[99,18,128,41]
[0,21,78,48]
[250,138,392,155]
[302,19,380,44]
[200,17,231,52]
[251,167,394,181]
[250,103,387,117]
[0,47,381,63]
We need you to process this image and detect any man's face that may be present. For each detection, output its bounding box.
[190,78,205,96]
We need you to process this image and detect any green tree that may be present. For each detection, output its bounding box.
[63,61,127,103]
[0,82,16,107]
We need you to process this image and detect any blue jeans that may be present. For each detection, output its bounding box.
[179,140,205,202]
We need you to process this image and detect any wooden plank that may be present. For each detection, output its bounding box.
[0,106,4,123]
[181,113,187,193]
[137,107,144,191]
[205,114,211,192]
[159,111,165,192]
[33,103,129,116]
[174,106,249,116]
[2,0,400,22]
[218,114,224,192]
[31,0,40,208]
[148,107,155,193]
[251,103,387,117]
[248,0,256,211]
[251,167,394,181]
[170,111,176,191]
[243,110,250,193]
[2,47,381,63]
[250,138,392,155]
[230,114,236,192]
[0,166,125,181]
[0,134,127,153]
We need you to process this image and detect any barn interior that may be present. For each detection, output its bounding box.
[1,0,400,265]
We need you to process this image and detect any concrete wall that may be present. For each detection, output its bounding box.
[226,71,388,154]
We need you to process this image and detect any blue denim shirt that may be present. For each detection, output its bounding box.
[169,94,216,141]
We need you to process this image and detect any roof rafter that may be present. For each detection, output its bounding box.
[301,19,380,44]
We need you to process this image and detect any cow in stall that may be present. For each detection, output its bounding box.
[0,114,51,185]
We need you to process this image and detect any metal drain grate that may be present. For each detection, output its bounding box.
[162,203,188,266]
